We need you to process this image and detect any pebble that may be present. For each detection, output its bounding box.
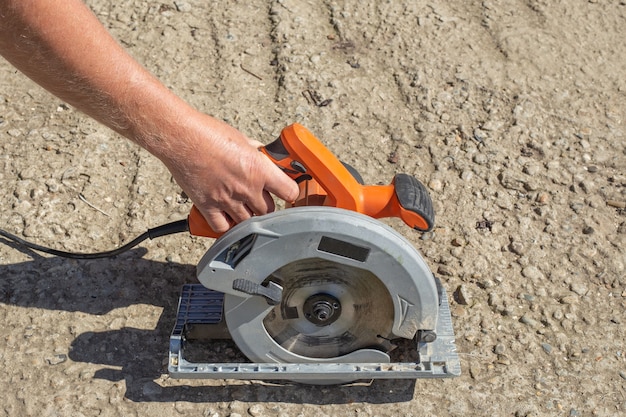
[520,315,540,328]
[45,354,68,365]
[510,241,526,255]
[428,178,443,191]
[536,192,550,204]
[473,128,488,142]
[494,343,506,355]
[469,364,482,379]
[437,265,454,276]
[607,199,626,209]
[521,265,545,280]
[619,370,626,381]
[560,295,578,305]
[582,226,595,235]
[473,153,489,165]
[481,120,502,131]
[570,282,588,296]
[248,404,265,416]
[454,284,471,305]
[451,237,465,247]
[541,343,552,354]
[523,163,542,176]
[174,1,192,12]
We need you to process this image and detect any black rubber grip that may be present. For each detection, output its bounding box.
[394,173,435,232]
[264,137,290,160]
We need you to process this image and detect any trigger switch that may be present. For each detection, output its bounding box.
[290,161,306,173]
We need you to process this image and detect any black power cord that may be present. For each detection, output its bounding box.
[0,219,189,259]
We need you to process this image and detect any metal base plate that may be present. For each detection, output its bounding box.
[168,283,461,383]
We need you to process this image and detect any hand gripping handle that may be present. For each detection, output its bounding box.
[188,123,435,238]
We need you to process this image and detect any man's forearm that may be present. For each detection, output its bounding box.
[0,0,300,232]
[0,0,189,158]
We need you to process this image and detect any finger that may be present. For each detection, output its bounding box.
[201,209,234,234]
[245,189,275,216]
[225,202,254,224]
[262,190,276,213]
[262,160,300,203]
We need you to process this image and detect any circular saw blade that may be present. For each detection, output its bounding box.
[262,258,395,359]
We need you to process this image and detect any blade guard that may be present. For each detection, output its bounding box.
[188,123,434,238]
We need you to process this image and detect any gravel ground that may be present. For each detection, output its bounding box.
[1,1,625,416]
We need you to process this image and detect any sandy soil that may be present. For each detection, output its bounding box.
[1,0,625,416]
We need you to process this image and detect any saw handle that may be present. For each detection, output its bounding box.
[262,124,435,231]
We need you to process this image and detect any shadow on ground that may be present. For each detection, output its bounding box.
[0,243,416,404]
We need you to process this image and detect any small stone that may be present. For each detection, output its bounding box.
[428,178,443,192]
[521,265,545,280]
[607,200,626,209]
[541,343,552,354]
[520,315,540,327]
[482,120,501,131]
[174,1,192,12]
[437,265,454,277]
[473,153,488,165]
[451,305,466,317]
[559,295,578,305]
[454,284,471,305]
[536,192,550,204]
[570,282,588,296]
[451,237,465,247]
[523,163,542,176]
[587,165,598,173]
[510,241,526,255]
[46,354,67,365]
[582,226,594,235]
[496,354,511,365]
[494,343,506,355]
[619,370,626,380]
[248,404,265,417]
[469,364,482,379]
[473,128,487,142]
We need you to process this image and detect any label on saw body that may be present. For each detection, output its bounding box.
[317,236,370,262]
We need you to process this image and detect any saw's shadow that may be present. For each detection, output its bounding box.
[0,246,416,404]
[70,325,417,404]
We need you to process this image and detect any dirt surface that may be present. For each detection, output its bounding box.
[1,0,625,416]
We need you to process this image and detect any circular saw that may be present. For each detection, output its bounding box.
[169,124,460,384]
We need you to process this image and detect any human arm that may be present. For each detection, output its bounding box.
[0,0,298,232]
